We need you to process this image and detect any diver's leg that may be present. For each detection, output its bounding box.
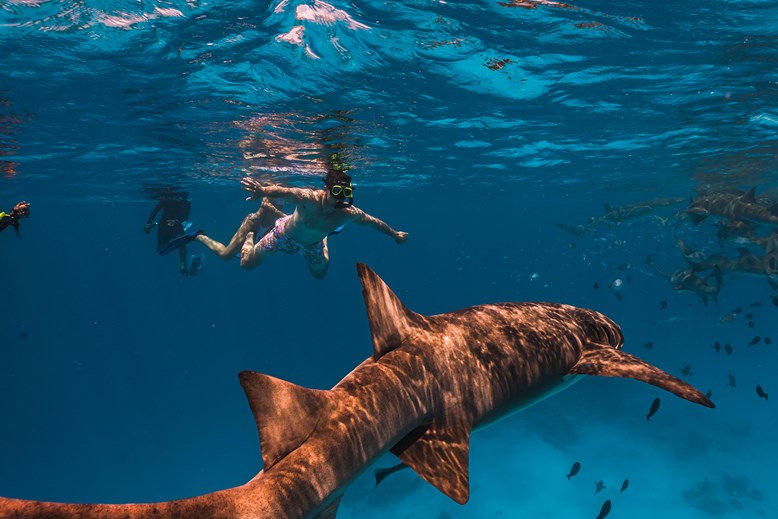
[178,246,188,275]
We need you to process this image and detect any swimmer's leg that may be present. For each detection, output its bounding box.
[197,199,286,260]
[240,231,275,269]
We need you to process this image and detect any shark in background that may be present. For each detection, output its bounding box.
[0,264,714,519]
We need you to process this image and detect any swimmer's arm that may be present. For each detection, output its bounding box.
[352,208,408,244]
[242,178,316,203]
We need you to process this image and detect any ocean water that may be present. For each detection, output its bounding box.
[1,0,777,518]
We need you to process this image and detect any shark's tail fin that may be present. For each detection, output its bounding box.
[357,263,428,360]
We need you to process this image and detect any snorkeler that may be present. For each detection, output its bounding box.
[144,190,203,276]
[236,169,408,279]
[0,201,30,237]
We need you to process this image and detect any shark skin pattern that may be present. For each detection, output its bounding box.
[0,263,714,519]
[687,187,778,227]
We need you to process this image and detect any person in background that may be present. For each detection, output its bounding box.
[0,201,30,237]
[144,188,202,276]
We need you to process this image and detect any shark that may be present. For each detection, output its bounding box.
[686,187,778,227]
[0,263,714,519]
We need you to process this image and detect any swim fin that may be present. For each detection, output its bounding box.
[159,230,203,256]
[187,254,203,276]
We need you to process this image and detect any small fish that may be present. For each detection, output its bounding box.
[567,461,581,480]
[616,262,630,271]
[750,302,763,307]
[749,336,761,346]
[595,480,606,494]
[773,296,778,307]
[756,385,768,400]
[712,342,721,353]
[643,341,654,350]
[705,389,713,399]
[745,312,754,319]
[596,499,612,519]
[646,397,661,422]
[660,299,668,310]
[728,373,737,388]
[594,282,599,290]
[724,343,733,355]
[719,313,736,324]
[680,365,693,376]
[748,321,755,328]
[765,337,772,345]
[620,478,629,493]
[732,306,744,314]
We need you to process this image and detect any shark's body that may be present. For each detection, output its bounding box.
[0,264,713,519]
[686,187,778,227]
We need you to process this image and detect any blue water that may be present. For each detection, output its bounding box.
[2,1,777,517]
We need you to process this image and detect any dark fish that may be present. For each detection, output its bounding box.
[756,385,768,400]
[643,341,654,350]
[749,336,761,346]
[748,321,755,328]
[596,499,612,519]
[616,262,630,271]
[660,300,668,310]
[765,337,772,345]
[373,462,408,487]
[719,313,736,324]
[18,330,28,340]
[728,373,737,388]
[724,343,733,355]
[613,292,623,301]
[705,389,713,399]
[750,302,763,307]
[773,296,778,307]
[620,478,629,493]
[594,282,599,290]
[595,480,606,494]
[732,306,744,314]
[647,397,661,422]
[745,312,754,319]
[680,365,693,376]
[567,461,581,480]
[712,342,721,353]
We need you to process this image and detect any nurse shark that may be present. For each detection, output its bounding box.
[0,263,713,519]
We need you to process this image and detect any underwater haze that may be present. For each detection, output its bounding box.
[2,0,778,518]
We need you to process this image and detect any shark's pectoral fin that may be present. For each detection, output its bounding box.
[311,495,343,519]
[239,371,331,470]
[569,344,715,408]
[390,416,472,504]
[357,263,428,360]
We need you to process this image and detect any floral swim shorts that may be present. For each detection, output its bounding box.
[256,215,326,266]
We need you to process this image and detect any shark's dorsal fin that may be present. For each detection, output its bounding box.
[390,417,472,504]
[741,187,757,203]
[569,343,715,408]
[239,371,331,470]
[357,263,427,360]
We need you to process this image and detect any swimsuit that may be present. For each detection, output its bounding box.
[256,215,326,266]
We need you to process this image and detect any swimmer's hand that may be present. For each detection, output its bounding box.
[394,231,409,244]
[242,177,267,200]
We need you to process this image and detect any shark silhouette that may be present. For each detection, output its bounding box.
[686,187,778,227]
[0,264,714,519]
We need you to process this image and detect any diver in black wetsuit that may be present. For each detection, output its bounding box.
[144,190,202,276]
[0,201,30,237]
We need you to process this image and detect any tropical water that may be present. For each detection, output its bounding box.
[1,0,777,518]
